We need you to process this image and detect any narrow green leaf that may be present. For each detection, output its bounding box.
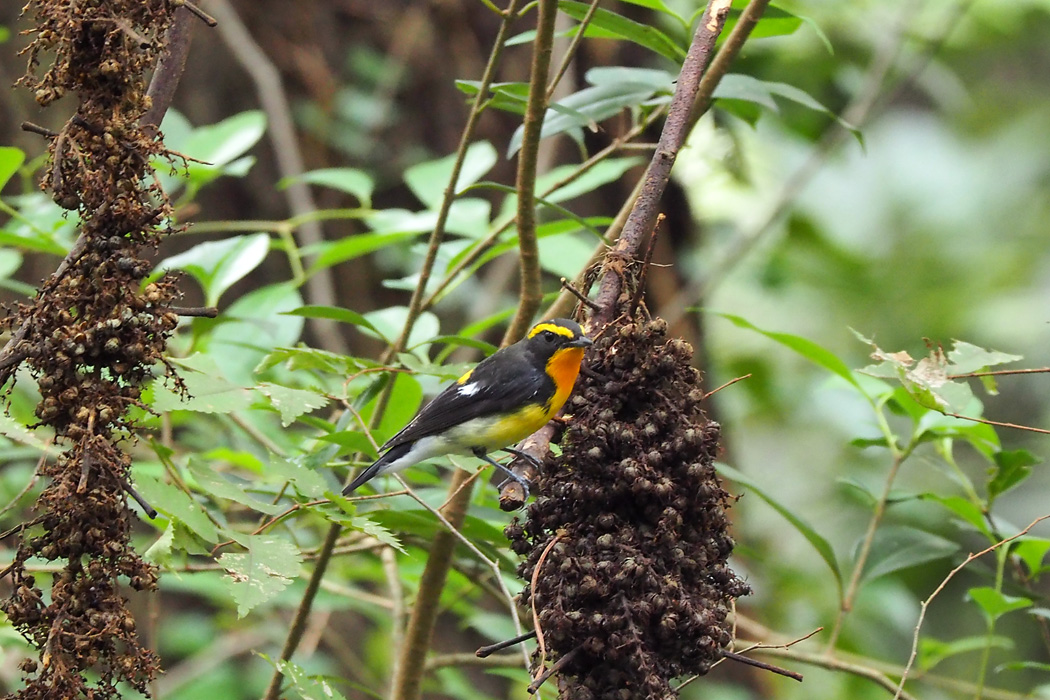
[273,659,350,700]
[219,534,302,617]
[284,305,380,335]
[256,346,373,375]
[920,634,1014,671]
[717,463,842,593]
[404,141,496,208]
[305,231,418,275]
[922,494,991,537]
[715,313,862,390]
[860,525,959,584]
[559,1,685,62]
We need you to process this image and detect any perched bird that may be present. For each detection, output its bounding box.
[343,318,592,495]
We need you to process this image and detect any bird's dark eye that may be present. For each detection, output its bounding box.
[542,330,557,342]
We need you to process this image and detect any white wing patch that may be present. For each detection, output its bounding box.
[457,382,481,397]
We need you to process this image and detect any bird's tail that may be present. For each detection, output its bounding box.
[342,443,412,496]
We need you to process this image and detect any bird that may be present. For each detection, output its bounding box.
[342,318,592,495]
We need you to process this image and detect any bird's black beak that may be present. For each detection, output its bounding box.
[571,336,594,348]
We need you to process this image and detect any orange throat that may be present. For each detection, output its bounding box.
[545,346,585,416]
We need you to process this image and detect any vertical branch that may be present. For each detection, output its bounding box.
[502,0,560,344]
[589,0,733,330]
[261,3,524,697]
[390,470,474,700]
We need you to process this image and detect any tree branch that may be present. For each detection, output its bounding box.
[503,0,560,345]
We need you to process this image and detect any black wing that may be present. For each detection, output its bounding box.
[381,344,550,450]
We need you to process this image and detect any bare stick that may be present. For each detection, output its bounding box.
[164,306,218,318]
[530,533,563,673]
[720,650,802,682]
[528,646,581,694]
[21,121,57,138]
[123,481,158,519]
[477,630,538,658]
[171,0,218,27]
[703,373,752,400]
[559,277,601,311]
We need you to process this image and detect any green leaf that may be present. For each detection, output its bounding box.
[920,634,1014,671]
[988,449,1040,503]
[150,367,254,415]
[947,341,1022,374]
[134,473,221,543]
[208,282,305,385]
[182,110,267,168]
[219,534,302,617]
[305,231,418,275]
[321,504,405,553]
[714,74,856,133]
[715,313,862,391]
[282,167,374,207]
[157,232,271,306]
[968,587,1032,625]
[367,372,423,445]
[721,5,802,39]
[922,494,992,538]
[143,522,176,566]
[256,346,372,376]
[266,456,329,499]
[997,660,1050,674]
[317,430,379,457]
[273,659,349,700]
[860,525,959,584]
[0,146,25,190]
[364,307,440,351]
[508,82,660,157]
[284,305,380,335]
[186,458,284,515]
[559,1,685,63]
[717,462,841,593]
[404,141,497,209]
[1014,538,1050,577]
[536,156,645,204]
[257,383,329,427]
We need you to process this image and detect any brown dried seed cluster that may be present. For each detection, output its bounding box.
[506,317,750,699]
[1,1,179,697]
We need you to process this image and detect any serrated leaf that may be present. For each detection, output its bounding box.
[322,504,405,553]
[860,525,959,584]
[133,473,220,543]
[257,383,329,426]
[187,458,284,515]
[150,370,254,414]
[273,659,349,700]
[282,167,374,207]
[143,522,175,566]
[220,534,302,617]
[266,456,329,499]
[947,341,1022,374]
[256,346,373,375]
[717,462,841,593]
[968,587,1032,625]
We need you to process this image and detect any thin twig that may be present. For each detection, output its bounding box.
[528,646,581,694]
[559,277,600,311]
[894,514,1050,700]
[942,411,1050,435]
[171,0,218,27]
[720,650,802,681]
[477,630,538,658]
[530,532,564,674]
[702,373,752,400]
[948,367,1050,379]
[164,305,218,318]
[546,0,600,100]
[21,121,57,138]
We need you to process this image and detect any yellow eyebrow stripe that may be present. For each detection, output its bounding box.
[528,322,575,339]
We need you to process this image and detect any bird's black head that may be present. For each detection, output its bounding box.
[523,318,593,360]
